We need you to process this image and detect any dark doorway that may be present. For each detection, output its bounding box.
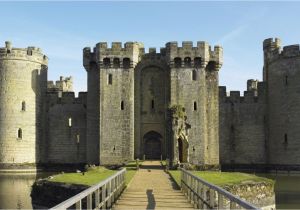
[144,131,162,160]
[178,138,188,163]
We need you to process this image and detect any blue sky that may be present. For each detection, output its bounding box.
[0,1,300,94]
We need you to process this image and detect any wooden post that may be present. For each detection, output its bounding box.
[107,180,112,208]
[209,189,215,208]
[87,194,92,209]
[95,189,100,208]
[194,179,198,208]
[102,184,106,209]
[218,193,224,209]
[75,200,81,210]
[136,158,139,170]
[202,186,207,209]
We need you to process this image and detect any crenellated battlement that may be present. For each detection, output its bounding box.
[47,91,87,107]
[47,76,73,93]
[83,42,144,70]
[0,41,48,65]
[264,38,300,63]
[219,81,266,104]
[165,41,223,70]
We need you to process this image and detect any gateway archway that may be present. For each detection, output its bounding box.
[143,131,162,160]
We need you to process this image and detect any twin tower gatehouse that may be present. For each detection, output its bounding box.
[0,38,300,171]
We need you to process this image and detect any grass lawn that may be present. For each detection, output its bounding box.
[169,170,274,188]
[50,167,116,186]
[49,160,143,187]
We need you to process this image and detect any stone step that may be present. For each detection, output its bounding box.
[120,194,187,199]
[123,191,183,195]
[120,195,186,199]
[118,198,189,203]
[114,204,194,210]
[115,200,194,208]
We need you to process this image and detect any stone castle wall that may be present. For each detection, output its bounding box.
[219,82,267,165]
[45,92,87,164]
[264,38,300,166]
[2,38,300,170]
[134,53,170,160]
[84,42,143,164]
[166,42,222,166]
[0,41,48,165]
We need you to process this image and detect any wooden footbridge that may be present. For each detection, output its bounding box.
[50,161,258,210]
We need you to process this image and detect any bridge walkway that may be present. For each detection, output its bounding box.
[113,161,194,210]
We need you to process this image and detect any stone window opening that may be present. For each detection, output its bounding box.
[18,128,22,139]
[174,57,182,68]
[192,70,197,81]
[108,74,113,85]
[123,58,130,69]
[121,101,124,110]
[285,75,288,86]
[193,101,197,111]
[103,58,110,68]
[113,58,120,68]
[184,57,192,67]
[284,133,288,144]
[194,57,202,68]
[206,61,216,71]
[68,117,72,127]
[76,134,80,144]
[151,100,155,109]
[21,101,26,111]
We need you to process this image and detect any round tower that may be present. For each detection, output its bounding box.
[0,41,48,167]
[264,38,300,167]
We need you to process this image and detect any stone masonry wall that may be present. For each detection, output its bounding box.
[0,41,48,165]
[219,83,267,165]
[46,92,87,164]
[166,41,222,166]
[264,38,300,166]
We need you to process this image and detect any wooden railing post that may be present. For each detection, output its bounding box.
[209,189,215,208]
[102,184,106,209]
[178,168,259,210]
[75,200,81,210]
[50,168,126,210]
[86,194,92,209]
[218,193,224,209]
[95,188,100,208]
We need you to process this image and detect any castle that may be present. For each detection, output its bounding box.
[0,38,299,170]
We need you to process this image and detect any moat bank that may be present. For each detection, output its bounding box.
[1,171,300,209]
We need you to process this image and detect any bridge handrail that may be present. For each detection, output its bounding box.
[50,168,126,210]
[180,168,260,209]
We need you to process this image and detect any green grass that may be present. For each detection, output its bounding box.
[50,167,116,186]
[169,170,274,188]
[160,160,167,167]
[49,160,142,187]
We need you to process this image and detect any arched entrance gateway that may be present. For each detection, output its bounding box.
[143,131,162,160]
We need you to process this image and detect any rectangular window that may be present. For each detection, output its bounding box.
[284,133,288,144]
[108,74,112,85]
[121,101,124,110]
[151,100,155,109]
[18,128,22,139]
